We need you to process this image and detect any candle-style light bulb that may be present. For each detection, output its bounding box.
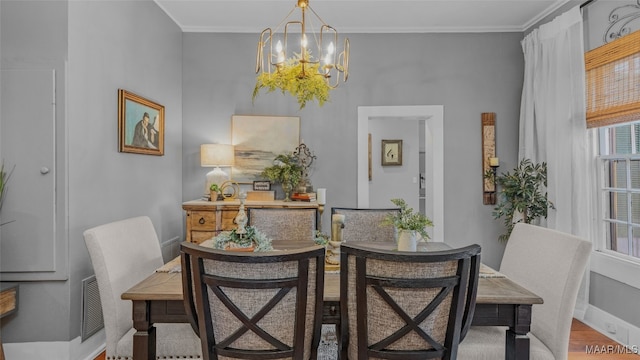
[301,34,308,49]
[275,40,284,63]
[324,53,332,65]
[327,41,335,55]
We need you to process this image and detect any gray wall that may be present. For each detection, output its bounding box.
[1,0,70,342]
[1,0,184,344]
[182,32,525,268]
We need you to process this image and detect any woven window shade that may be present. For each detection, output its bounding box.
[585,30,640,128]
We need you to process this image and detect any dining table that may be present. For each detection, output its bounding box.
[121,240,542,360]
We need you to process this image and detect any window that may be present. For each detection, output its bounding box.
[598,121,640,260]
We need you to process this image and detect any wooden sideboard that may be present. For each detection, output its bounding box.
[182,199,320,243]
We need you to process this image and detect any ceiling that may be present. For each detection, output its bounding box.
[155,0,572,33]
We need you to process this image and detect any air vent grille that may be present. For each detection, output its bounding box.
[81,275,104,341]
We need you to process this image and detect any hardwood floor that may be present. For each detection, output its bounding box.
[94,319,638,359]
[569,319,640,359]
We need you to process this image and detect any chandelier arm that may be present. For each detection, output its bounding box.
[271,6,298,34]
[307,5,329,26]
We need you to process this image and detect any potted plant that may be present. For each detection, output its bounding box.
[0,161,14,226]
[209,183,223,201]
[485,158,555,241]
[212,226,273,252]
[252,50,331,109]
[381,198,433,251]
[261,153,303,201]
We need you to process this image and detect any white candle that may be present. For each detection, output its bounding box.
[489,157,499,167]
[317,188,327,205]
[332,214,345,225]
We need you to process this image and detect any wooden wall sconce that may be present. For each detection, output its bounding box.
[482,113,498,205]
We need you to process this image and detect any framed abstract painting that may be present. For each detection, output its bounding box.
[231,115,300,183]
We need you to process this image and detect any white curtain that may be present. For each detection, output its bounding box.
[518,6,595,315]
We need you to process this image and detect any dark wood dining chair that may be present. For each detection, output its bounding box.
[331,207,400,242]
[181,242,326,360]
[247,207,318,243]
[340,242,481,360]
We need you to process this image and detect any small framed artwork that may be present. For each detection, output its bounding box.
[118,89,165,156]
[253,180,272,191]
[381,139,403,166]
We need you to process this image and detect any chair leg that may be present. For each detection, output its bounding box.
[1,335,5,360]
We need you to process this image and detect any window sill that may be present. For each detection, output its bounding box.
[591,251,640,290]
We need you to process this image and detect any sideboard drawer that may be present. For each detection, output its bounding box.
[190,211,216,230]
[220,210,237,230]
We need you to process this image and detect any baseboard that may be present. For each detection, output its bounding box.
[582,304,640,348]
[3,328,105,360]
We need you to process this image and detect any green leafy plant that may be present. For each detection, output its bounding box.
[252,51,331,109]
[381,198,433,240]
[261,153,303,191]
[0,161,14,220]
[212,226,273,252]
[485,158,555,241]
[314,230,330,246]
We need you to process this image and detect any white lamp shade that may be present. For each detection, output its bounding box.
[201,144,234,167]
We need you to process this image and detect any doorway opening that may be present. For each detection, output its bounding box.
[357,106,444,242]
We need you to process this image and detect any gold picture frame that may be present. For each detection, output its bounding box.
[381,139,403,166]
[118,89,165,156]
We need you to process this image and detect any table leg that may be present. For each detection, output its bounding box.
[132,300,156,360]
[505,304,533,360]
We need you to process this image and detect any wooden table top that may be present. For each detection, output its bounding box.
[122,241,542,306]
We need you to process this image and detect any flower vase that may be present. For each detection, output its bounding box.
[397,230,418,252]
[282,183,293,202]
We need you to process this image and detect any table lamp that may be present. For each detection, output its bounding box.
[200,144,234,196]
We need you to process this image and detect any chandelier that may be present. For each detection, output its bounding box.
[253,0,349,108]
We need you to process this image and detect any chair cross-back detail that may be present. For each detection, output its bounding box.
[247,208,318,243]
[331,208,400,242]
[340,242,481,360]
[181,242,326,360]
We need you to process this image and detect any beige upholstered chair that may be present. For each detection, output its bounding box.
[331,207,400,242]
[457,223,591,360]
[181,242,326,359]
[340,242,481,360]
[83,216,201,360]
[247,207,317,243]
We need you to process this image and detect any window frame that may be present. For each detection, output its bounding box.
[593,125,640,290]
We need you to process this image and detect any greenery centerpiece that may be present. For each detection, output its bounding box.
[252,51,331,109]
[261,153,303,201]
[381,198,433,251]
[212,226,273,252]
[485,158,555,241]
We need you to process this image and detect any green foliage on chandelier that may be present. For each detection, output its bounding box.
[253,53,331,109]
